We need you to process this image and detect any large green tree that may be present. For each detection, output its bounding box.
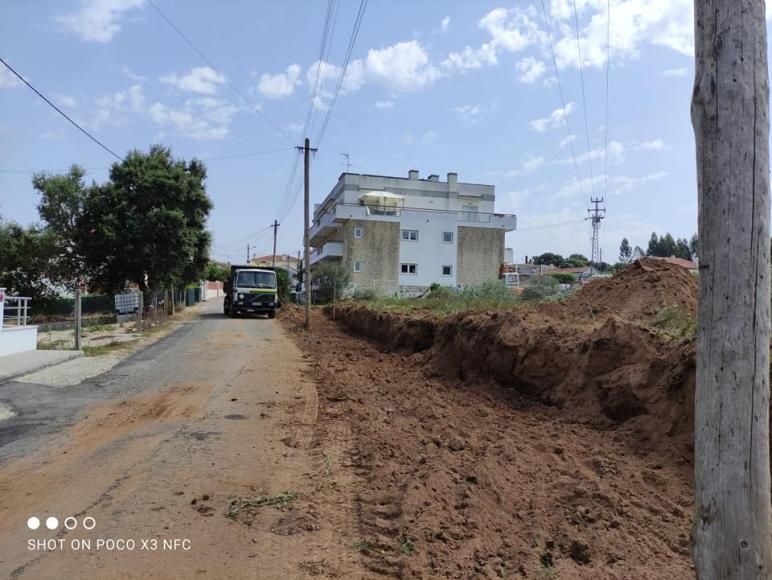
[0,219,60,302]
[33,146,213,293]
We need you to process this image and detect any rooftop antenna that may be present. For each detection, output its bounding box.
[341,152,351,171]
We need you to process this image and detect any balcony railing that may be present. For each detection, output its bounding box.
[3,296,32,327]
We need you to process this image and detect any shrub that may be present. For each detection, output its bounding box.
[352,288,377,300]
[521,275,560,302]
[549,272,576,285]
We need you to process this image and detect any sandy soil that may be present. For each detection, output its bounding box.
[282,306,696,579]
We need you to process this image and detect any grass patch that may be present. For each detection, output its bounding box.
[353,540,373,553]
[399,534,415,556]
[81,341,127,356]
[651,305,696,337]
[38,340,69,350]
[84,323,116,333]
[226,490,297,524]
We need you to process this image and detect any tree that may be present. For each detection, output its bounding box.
[75,146,213,292]
[312,261,350,303]
[646,232,660,256]
[0,219,60,303]
[206,262,230,282]
[619,238,632,263]
[563,253,590,267]
[532,252,564,267]
[692,0,771,576]
[675,238,692,261]
[549,272,576,284]
[632,245,645,259]
[689,234,698,259]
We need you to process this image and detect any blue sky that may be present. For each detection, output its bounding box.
[0,0,721,264]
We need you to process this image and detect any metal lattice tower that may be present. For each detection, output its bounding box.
[586,197,606,273]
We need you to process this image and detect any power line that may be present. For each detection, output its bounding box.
[315,0,369,147]
[303,0,338,139]
[603,0,611,199]
[571,0,596,201]
[146,0,294,145]
[275,150,303,223]
[0,146,294,174]
[538,0,586,201]
[0,57,124,162]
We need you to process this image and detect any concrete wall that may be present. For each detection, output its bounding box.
[343,220,399,296]
[457,227,505,287]
[0,326,38,356]
[397,211,459,287]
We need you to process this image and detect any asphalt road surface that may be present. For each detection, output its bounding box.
[0,299,353,579]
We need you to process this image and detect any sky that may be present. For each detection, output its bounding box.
[0,0,747,265]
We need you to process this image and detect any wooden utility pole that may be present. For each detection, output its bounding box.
[692,1,771,577]
[246,244,250,263]
[73,287,82,351]
[298,138,317,329]
[271,220,280,268]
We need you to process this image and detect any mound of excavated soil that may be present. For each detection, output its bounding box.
[563,258,698,324]
[331,259,698,449]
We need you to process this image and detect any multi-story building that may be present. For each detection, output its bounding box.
[309,170,517,296]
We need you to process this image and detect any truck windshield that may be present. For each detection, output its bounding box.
[236,271,276,289]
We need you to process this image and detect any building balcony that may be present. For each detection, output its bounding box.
[309,212,339,245]
[310,241,344,265]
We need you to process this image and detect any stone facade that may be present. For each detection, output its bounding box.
[343,220,400,296]
[456,227,505,287]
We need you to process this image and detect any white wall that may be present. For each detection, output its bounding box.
[397,211,458,287]
[0,326,38,356]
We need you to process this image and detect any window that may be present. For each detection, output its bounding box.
[442,265,453,276]
[400,263,417,275]
[354,226,363,239]
[461,204,479,222]
[353,261,362,273]
[442,231,454,243]
[236,271,276,289]
[401,229,418,241]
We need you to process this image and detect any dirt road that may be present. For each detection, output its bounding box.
[0,299,357,579]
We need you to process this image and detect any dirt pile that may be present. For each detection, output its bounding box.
[562,258,698,324]
[332,259,698,447]
[283,311,695,579]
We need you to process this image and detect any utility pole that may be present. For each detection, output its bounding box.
[246,243,250,263]
[585,197,605,275]
[74,286,82,351]
[692,0,771,577]
[297,138,317,329]
[271,220,280,268]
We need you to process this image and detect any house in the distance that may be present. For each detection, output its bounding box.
[309,170,517,296]
[650,256,699,274]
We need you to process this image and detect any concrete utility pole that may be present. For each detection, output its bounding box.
[271,220,280,268]
[298,138,317,329]
[692,0,771,577]
[246,244,250,263]
[73,287,82,351]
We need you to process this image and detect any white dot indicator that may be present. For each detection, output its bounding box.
[83,517,96,530]
[45,517,59,530]
[27,517,40,530]
[64,517,77,530]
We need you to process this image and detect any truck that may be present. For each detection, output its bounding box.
[223,265,280,318]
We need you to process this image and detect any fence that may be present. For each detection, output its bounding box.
[3,296,31,326]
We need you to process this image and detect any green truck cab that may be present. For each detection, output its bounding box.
[223,266,279,318]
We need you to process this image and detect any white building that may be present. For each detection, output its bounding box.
[309,170,517,296]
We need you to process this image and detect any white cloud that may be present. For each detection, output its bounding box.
[516,57,546,83]
[59,0,145,42]
[55,94,77,107]
[421,129,438,146]
[509,156,545,176]
[560,134,577,148]
[286,122,304,133]
[375,100,395,109]
[453,104,481,124]
[530,102,575,132]
[634,138,666,151]
[441,16,451,32]
[660,67,688,77]
[556,170,667,199]
[562,140,625,166]
[550,0,693,70]
[122,66,146,82]
[148,97,239,140]
[88,84,239,140]
[442,44,498,72]
[161,67,226,95]
[364,41,442,91]
[0,67,20,89]
[257,64,302,99]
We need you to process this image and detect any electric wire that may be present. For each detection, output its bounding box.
[0,57,124,161]
[571,0,596,201]
[538,0,586,201]
[314,0,369,147]
[146,0,294,145]
[603,0,611,200]
[303,0,337,139]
